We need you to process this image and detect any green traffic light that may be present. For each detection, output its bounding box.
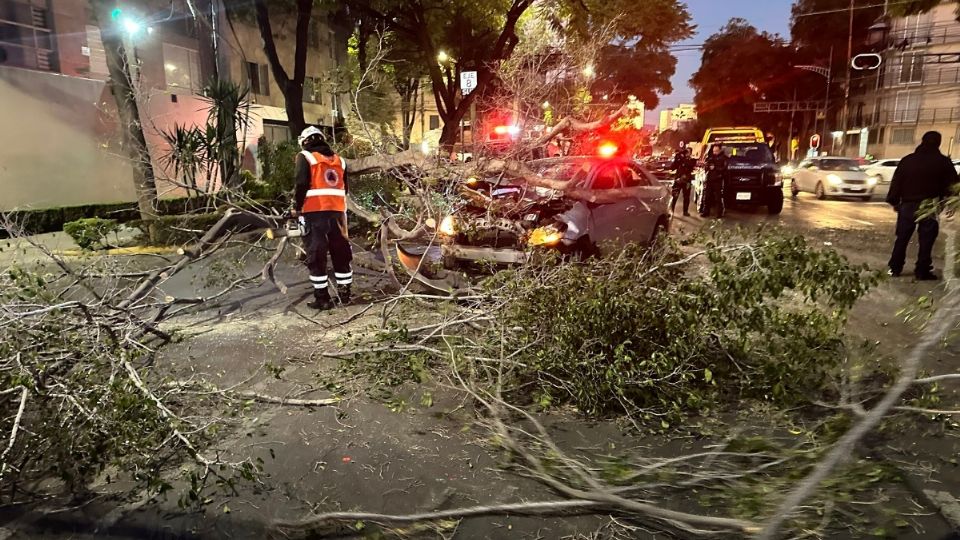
[110,8,122,21]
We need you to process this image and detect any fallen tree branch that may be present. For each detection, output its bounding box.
[273,499,604,532]
[757,290,960,539]
[0,386,28,482]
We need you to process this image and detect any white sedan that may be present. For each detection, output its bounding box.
[863,158,899,199]
[790,157,880,201]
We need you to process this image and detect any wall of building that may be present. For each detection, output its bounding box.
[1,0,350,211]
[867,3,960,159]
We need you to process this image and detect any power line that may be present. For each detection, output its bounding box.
[793,0,918,18]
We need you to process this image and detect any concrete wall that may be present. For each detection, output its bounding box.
[0,66,135,211]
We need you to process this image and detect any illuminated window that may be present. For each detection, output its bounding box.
[162,43,201,93]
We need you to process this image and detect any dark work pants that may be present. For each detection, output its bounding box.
[672,178,691,214]
[888,199,939,275]
[303,211,353,294]
[701,177,725,217]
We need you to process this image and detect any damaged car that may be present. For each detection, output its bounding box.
[398,153,671,273]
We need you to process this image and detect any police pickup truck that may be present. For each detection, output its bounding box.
[693,128,784,215]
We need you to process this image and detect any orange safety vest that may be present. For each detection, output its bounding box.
[300,151,347,213]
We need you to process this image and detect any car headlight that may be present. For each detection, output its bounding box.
[528,223,564,247]
[781,165,795,176]
[826,174,843,185]
[439,215,457,236]
[867,176,879,186]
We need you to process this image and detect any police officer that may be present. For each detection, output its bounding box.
[293,126,353,309]
[670,144,695,216]
[700,144,728,218]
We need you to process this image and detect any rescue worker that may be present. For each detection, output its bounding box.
[293,126,353,309]
[886,130,959,280]
[700,144,728,218]
[670,144,695,216]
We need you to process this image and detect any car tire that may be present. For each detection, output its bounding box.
[767,195,784,215]
[790,181,799,198]
[649,217,669,246]
[815,182,827,200]
[571,235,598,260]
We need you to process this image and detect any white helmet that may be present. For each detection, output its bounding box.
[298,126,323,147]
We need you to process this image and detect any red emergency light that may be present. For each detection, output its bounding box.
[493,125,520,137]
[598,141,618,158]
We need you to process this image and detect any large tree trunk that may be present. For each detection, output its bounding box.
[253,0,312,139]
[92,0,158,223]
[397,78,419,150]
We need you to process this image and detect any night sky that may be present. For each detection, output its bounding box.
[652,0,793,123]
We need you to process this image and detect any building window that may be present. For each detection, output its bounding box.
[429,115,440,130]
[262,121,290,143]
[163,43,201,93]
[304,76,322,104]
[891,127,915,145]
[0,1,56,71]
[899,54,923,84]
[893,91,920,123]
[247,62,270,95]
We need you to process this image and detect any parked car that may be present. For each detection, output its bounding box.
[862,159,899,199]
[790,157,879,201]
[693,142,784,214]
[412,156,671,269]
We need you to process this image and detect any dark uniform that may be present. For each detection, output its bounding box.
[670,149,695,215]
[294,132,353,309]
[700,149,728,218]
[886,131,959,280]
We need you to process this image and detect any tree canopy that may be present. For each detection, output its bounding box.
[690,18,795,127]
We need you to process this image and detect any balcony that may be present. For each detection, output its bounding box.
[873,107,960,126]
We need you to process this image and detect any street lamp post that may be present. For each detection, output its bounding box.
[796,45,834,156]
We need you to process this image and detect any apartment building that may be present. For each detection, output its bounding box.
[0,0,348,211]
[861,2,960,159]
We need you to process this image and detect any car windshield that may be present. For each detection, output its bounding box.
[820,159,861,171]
[720,144,774,165]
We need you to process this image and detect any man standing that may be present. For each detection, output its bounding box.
[293,126,353,309]
[670,144,695,216]
[700,144,728,218]
[886,131,959,280]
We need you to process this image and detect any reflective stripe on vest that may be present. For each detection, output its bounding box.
[301,151,346,213]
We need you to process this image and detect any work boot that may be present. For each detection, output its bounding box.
[307,289,334,310]
[339,284,352,305]
[915,271,940,281]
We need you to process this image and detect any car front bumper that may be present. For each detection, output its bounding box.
[442,244,531,265]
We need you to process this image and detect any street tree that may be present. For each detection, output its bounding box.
[90,0,159,223]
[690,18,796,128]
[352,0,692,149]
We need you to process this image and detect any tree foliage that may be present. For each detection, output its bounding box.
[690,19,795,127]
[351,0,692,147]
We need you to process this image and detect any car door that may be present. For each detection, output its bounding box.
[799,159,819,191]
[793,160,811,191]
[585,163,646,244]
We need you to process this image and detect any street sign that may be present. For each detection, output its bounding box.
[810,134,821,149]
[460,71,477,95]
[852,53,882,70]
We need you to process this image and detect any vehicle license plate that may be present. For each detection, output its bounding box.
[848,188,865,193]
[736,192,751,201]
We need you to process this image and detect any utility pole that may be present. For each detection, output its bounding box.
[788,86,797,160]
[840,0,855,155]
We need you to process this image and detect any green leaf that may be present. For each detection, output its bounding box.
[704,368,713,383]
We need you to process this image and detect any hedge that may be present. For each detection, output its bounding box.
[0,197,282,238]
